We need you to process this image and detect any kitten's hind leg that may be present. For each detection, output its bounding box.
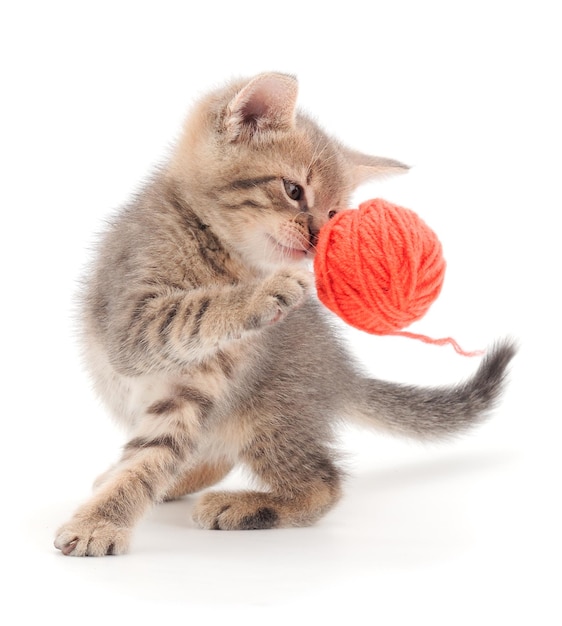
[192,448,342,530]
[163,459,234,501]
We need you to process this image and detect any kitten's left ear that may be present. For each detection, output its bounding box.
[344,148,410,186]
[225,73,298,141]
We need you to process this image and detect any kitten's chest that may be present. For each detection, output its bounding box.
[88,335,254,431]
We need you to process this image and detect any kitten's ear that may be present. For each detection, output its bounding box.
[225,73,298,141]
[344,148,410,186]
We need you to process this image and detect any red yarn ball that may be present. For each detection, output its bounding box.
[314,198,446,335]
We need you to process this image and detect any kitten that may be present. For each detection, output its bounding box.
[54,72,515,556]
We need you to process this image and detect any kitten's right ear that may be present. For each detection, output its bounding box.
[344,148,410,186]
[224,73,298,141]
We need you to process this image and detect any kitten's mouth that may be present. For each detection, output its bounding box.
[267,235,313,261]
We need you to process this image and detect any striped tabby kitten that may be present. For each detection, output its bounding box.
[55,73,515,556]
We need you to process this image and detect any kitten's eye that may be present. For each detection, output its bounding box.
[283,179,303,201]
[328,210,337,219]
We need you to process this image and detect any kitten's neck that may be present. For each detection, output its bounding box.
[161,175,264,281]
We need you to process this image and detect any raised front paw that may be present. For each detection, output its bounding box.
[247,268,313,328]
[54,514,131,557]
[192,491,281,530]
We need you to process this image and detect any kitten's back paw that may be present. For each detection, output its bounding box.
[54,515,131,557]
[193,491,281,530]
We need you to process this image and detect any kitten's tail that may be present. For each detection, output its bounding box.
[352,339,517,440]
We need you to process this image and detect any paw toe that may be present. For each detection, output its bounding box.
[54,518,130,557]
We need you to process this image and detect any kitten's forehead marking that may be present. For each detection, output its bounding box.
[228,176,277,190]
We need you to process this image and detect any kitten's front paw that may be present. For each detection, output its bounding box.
[247,268,313,328]
[54,514,131,557]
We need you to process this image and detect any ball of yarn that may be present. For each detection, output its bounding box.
[314,198,446,336]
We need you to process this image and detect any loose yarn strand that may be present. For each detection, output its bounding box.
[390,331,485,357]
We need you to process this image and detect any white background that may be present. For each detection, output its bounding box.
[1,1,560,624]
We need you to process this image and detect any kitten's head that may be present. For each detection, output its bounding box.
[169,73,408,273]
